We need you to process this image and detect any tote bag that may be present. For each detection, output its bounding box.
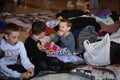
[83,33,110,66]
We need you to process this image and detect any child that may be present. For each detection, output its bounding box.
[24,21,75,75]
[49,18,75,55]
[46,19,83,63]
[0,23,35,79]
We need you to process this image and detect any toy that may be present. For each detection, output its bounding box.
[27,71,31,77]
[37,41,59,53]
[45,42,59,52]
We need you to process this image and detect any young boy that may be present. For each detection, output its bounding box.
[25,21,62,75]
[50,18,75,55]
[0,23,35,79]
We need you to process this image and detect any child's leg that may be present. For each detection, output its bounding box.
[7,64,27,73]
[33,61,48,76]
[38,61,48,70]
[47,57,64,66]
[47,57,63,71]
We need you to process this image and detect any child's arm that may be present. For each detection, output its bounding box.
[19,42,35,71]
[50,42,55,49]
[60,32,74,46]
[45,41,60,53]
[45,41,55,53]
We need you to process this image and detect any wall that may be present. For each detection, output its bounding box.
[100,0,120,14]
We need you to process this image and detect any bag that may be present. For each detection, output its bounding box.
[83,34,110,66]
[110,32,120,44]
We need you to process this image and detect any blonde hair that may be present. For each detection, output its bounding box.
[60,18,72,27]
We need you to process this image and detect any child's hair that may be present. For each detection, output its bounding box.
[5,23,22,35]
[32,21,46,35]
[60,18,72,28]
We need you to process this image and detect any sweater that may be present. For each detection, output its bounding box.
[0,38,34,78]
[51,32,75,54]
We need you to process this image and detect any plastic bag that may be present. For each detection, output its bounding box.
[83,34,110,66]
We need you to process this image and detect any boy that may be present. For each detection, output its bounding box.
[46,19,83,63]
[0,23,34,79]
[25,21,62,75]
[50,18,75,55]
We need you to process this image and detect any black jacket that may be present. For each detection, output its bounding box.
[24,36,47,64]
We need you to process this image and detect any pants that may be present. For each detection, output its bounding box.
[31,57,64,75]
[7,64,27,73]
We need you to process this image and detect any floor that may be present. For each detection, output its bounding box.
[0,0,90,14]
[0,0,120,14]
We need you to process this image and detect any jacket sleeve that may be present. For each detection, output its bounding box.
[19,42,34,70]
[60,34,74,47]
[50,35,60,43]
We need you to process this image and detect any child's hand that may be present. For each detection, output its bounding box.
[37,43,43,50]
[27,68,34,78]
[50,42,55,49]
[20,72,30,79]
[57,30,64,36]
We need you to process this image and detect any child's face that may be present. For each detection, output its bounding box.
[59,22,70,32]
[5,31,20,45]
[38,32,45,39]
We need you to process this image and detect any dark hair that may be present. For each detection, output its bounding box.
[60,18,72,27]
[32,21,46,35]
[5,23,22,35]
